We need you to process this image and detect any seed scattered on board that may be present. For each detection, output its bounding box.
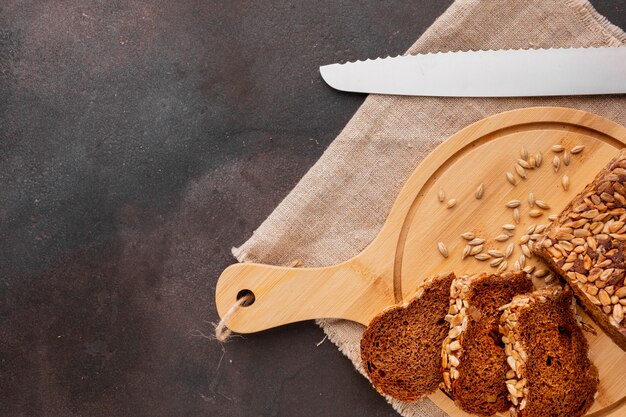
[563,151,571,166]
[552,144,564,153]
[562,175,569,190]
[520,146,528,160]
[470,245,483,255]
[468,238,485,246]
[438,242,449,258]
[475,183,485,199]
[433,142,587,270]
[535,200,550,210]
[506,172,517,185]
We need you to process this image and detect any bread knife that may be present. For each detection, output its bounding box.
[319,47,626,97]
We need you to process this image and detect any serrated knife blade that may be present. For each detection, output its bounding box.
[319,47,626,97]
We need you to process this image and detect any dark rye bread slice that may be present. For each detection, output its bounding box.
[441,272,533,416]
[500,287,598,417]
[534,149,626,351]
[360,273,455,402]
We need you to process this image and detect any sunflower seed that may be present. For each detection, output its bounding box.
[438,188,445,202]
[519,234,530,244]
[553,156,561,172]
[535,200,550,210]
[506,172,517,185]
[562,175,569,191]
[529,209,543,218]
[548,214,558,221]
[513,208,520,224]
[521,244,531,257]
[563,151,571,166]
[446,199,457,208]
[552,144,564,153]
[515,164,527,179]
[513,260,521,271]
[462,245,471,259]
[495,234,511,242]
[470,244,484,255]
[523,265,535,274]
[517,159,531,169]
[461,232,475,240]
[506,200,521,208]
[502,224,516,231]
[520,146,528,160]
[468,238,485,246]
[528,192,535,207]
[491,257,504,267]
[526,225,536,234]
[497,261,508,273]
[438,242,449,258]
[474,253,490,261]
[535,152,542,167]
[475,183,484,199]
[571,145,585,154]
[505,243,514,258]
[488,249,505,258]
[534,269,549,278]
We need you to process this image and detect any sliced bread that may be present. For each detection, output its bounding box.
[441,271,533,416]
[500,287,599,417]
[360,273,455,402]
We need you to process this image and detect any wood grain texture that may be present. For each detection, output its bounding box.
[216,107,626,416]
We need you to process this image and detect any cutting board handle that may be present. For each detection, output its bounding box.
[215,257,395,333]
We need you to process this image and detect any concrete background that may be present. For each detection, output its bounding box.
[1,1,624,416]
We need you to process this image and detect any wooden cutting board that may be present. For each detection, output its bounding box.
[216,107,626,417]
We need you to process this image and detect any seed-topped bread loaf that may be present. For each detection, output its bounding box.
[440,272,533,416]
[360,273,455,402]
[534,149,626,351]
[500,287,599,417]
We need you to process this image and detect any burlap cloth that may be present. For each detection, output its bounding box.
[232,1,626,416]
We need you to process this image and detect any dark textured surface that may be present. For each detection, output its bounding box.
[0,1,623,416]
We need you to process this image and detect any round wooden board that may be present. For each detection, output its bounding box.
[384,107,626,417]
[216,107,626,416]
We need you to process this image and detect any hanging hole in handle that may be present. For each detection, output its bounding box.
[236,289,255,307]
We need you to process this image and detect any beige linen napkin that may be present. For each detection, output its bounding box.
[232,0,626,415]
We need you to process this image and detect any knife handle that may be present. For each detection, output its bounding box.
[215,258,394,333]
